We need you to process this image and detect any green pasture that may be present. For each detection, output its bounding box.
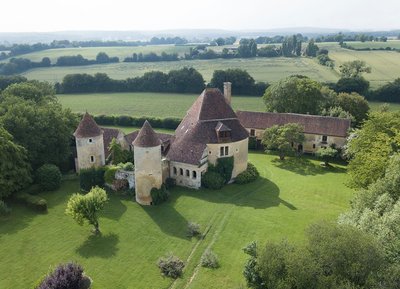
[58,92,400,119]
[23,56,339,84]
[0,152,353,289]
[57,92,265,118]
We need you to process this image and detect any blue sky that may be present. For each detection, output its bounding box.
[1,0,399,32]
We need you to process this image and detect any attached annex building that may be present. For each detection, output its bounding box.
[74,83,249,205]
[236,111,351,153]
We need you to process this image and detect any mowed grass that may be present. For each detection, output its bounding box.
[0,45,193,64]
[58,92,265,118]
[58,92,400,119]
[23,56,339,84]
[0,152,353,289]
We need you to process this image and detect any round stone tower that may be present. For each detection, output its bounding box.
[74,112,105,171]
[133,120,162,205]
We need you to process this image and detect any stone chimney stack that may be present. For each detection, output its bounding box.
[223,82,232,105]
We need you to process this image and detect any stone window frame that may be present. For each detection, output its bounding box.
[322,135,328,143]
[186,169,190,177]
[90,155,95,163]
[88,138,93,144]
[180,168,183,176]
[192,171,197,179]
[250,129,255,136]
[220,146,229,157]
[173,167,177,175]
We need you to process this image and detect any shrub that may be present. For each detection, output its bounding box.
[79,167,105,192]
[157,254,185,279]
[165,177,176,189]
[0,200,11,215]
[187,222,201,237]
[113,179,129,191]
[36,164,62,191]
[201,171,225,189]
[14,192,47,212]
[201,249,219,269]
[235,163,259,184]
[151,185,169,205]
[36,262,88,289]
[122,162,134,171]
[104,165,119,184]
[213,157,234,183]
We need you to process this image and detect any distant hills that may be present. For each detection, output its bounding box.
[0,28,399,44]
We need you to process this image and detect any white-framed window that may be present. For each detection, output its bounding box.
[220,146,229,156]
[250,129,255,136]
[322,135,328,143]
[90,155,95,163]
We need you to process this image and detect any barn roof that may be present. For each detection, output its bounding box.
[236,111,351,137]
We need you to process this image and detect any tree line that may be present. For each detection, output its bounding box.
[56,68,268,96]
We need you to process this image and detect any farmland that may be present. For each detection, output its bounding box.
[57,92,400,118]
[0,152,353,289]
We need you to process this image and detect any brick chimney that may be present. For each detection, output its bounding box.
[223,82,232,105]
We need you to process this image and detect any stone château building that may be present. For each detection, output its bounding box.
[74,83,249,205]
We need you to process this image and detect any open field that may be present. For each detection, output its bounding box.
[58,92,265,118]
[58,92,400,118]
[0,45,193,64]
[24,56,339,84]
[0,152,353,289]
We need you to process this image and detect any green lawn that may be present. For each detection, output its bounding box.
[0,152,353,289]
[58,92,400,119]
[57,92,265,118]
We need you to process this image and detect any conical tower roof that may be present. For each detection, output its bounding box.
[74,112,102,138]
[133,120,161,147]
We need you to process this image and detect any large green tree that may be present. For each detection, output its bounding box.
[335,92,370,126]
[244,222,391,289]
[66,187,108,234]
[262,123,305,160]
[346,111,400,188]
[263,75,324,114]
[0,126,31,198]
[0,81,78,169]
[339,60,371,78]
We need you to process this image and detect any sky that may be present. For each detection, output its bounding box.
[1,0,399,32]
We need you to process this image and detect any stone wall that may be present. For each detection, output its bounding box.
[75,135,105,170]
[207,138,249,179]
[133,145,162,205]
[170,161,207,189]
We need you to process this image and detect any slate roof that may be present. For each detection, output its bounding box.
[133,120,162,147]
[167,88,249,165]
[236,111,351,138]
[74,112,102,138]
[102,127,120,157]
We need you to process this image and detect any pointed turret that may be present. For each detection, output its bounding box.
[74,112,105,171]
[133,120,162,205]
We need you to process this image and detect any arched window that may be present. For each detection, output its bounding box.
[173,167,177,175]
[90,155,95,163]
[192,171,197,179]
[186,169,190,177]
[180,168,183,175]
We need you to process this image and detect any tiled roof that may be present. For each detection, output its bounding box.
[168,89,248,165]
[102,127,120,157]
[236,111,351,137]
[74,112,102,138]
[133,120,162,147]
[215,121,231,132]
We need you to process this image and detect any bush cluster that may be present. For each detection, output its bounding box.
[14,192,47,212]
[36,262,90,289]
[121,162,134,171]
[201,249,220,269]
[92,114,182,130]
[36,164,62,191]
[187,222,201,237]
[157,254,185,279]
[201,171,225,190]
[104,166,119,184]
[165,177,176,189]
[79,167,105,192]
[235,163,260,184]
[150,185,169,205]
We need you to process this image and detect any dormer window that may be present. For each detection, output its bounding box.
[218,131,231,138]
[215,121,232,143]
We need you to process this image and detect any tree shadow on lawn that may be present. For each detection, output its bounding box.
[173,177,297,211]
[271,156,346,176]
[101,192,128,221]
[76,232,119,258]
[141,204,189,240]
